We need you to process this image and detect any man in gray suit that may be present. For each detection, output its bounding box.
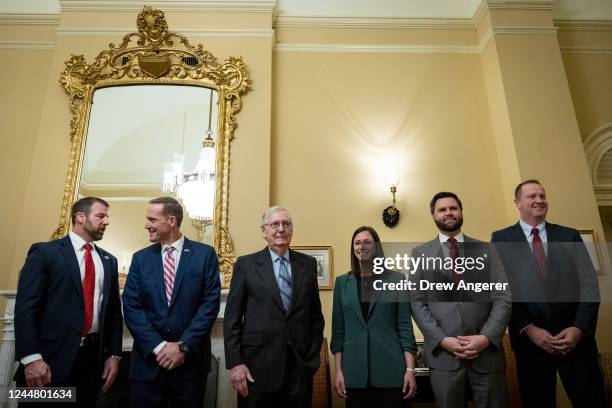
[410,192,511,408]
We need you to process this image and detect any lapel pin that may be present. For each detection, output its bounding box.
[184,249,190,252]
[104,255,110,260]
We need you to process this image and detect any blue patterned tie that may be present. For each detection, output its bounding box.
[278,257,292,312]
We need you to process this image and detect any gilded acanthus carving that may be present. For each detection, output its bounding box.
[55,6,249,287]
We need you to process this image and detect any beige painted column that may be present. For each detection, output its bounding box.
[479,1,612,405]
[479,0,604,233]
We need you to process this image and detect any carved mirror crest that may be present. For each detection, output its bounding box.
[55,5,249,287]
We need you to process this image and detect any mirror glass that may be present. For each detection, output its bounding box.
[79,85,219,274]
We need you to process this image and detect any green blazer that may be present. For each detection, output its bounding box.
[330,271,417,388]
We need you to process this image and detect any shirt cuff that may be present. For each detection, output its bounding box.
[153,341,167,355]
[21,354,43,365]
[520,324,532,334]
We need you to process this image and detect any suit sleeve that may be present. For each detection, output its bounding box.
[179,247,221,354]
[478,245,511,350]
[569,230,600,335]
[14,243,49,360]
[307,257,325,361]
[396,274,417,354]
[104,255,123,357]
[409,249,448,350]
[122,254,165,356]
[330,276,345,354]
[223,257,247,369]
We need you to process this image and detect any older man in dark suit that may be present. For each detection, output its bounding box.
[122,196,221,408]
[411,192,511,408]
[224,206,325,408]
[491,180,604,407]
[14,196,123,407]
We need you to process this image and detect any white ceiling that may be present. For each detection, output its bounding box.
[1,0,612,20]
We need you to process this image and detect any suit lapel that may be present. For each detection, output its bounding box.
[255,248,285,314]
[151,243,168,308]
[97,246,112,321]
[347,274,367,327]
[510,222,546,279]
[544,222,557,277]
[169,238,193,309]
[59,236,83,303]
[288,250,306,315]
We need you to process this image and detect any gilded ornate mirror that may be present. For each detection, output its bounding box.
[54,6,249,287]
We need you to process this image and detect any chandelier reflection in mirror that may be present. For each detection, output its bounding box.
[163,89,217,233]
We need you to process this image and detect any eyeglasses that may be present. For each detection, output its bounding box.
[265,220,292,230]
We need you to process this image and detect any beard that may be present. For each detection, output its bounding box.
[84,221,105,241]
[435,215,463,233]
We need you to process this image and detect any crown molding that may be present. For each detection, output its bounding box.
[59,0,275,13]
[56,27,273,38]
[0,13,60,25]
[485,0,553,10]
[560,47,612,55]
[491,26,557,35]
[274,43,479,54]
[555,19,612,31]
[0,41,55,49]
[273,15,475,30]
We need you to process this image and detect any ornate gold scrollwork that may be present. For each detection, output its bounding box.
[54,5,250,287]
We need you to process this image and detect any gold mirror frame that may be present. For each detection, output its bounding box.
[53,6,249,287]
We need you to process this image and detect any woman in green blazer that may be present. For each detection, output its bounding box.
[331,226,417,407]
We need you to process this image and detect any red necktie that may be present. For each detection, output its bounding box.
[447,237,462,285]
[82,242,95,335]
[531,227,547,276]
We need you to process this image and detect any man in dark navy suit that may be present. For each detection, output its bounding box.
[123,196,221,408]
[491,180,604,407]
[14,196,123,407]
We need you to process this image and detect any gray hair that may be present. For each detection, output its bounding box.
[260,206,292,227]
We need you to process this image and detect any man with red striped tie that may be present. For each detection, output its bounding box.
[14,196,123,407]
[123,196,221,408]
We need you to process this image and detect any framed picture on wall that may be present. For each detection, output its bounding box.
[292,246,333,289]
[579,230,602,273]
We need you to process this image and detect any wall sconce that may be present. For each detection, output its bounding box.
[382,168,400,228]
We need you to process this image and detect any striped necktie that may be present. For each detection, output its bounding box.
[277,257,292,312]
[163,246,176,306]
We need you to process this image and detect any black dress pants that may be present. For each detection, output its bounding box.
[238,348,313,408]
[515,337,605,408]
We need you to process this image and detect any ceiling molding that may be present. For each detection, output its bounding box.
[0,13,60,24]
[274,43,480,54]
[491,26,557,35]
[554,19,612,31]
[59,0,275,13]
[472,0,488,26]
[273,16,475,30]
[486,0,553,10]
[56,27,273,38]
[560,47,612,55]
[0,41,56,49]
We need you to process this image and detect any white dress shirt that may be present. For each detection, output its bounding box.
[153,235,185,355]
[21,232,105,365]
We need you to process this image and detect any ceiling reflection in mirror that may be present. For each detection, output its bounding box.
[79,85,218,273]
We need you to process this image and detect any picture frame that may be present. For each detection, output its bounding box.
[579,230,602,273]
[292,246,333,289]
